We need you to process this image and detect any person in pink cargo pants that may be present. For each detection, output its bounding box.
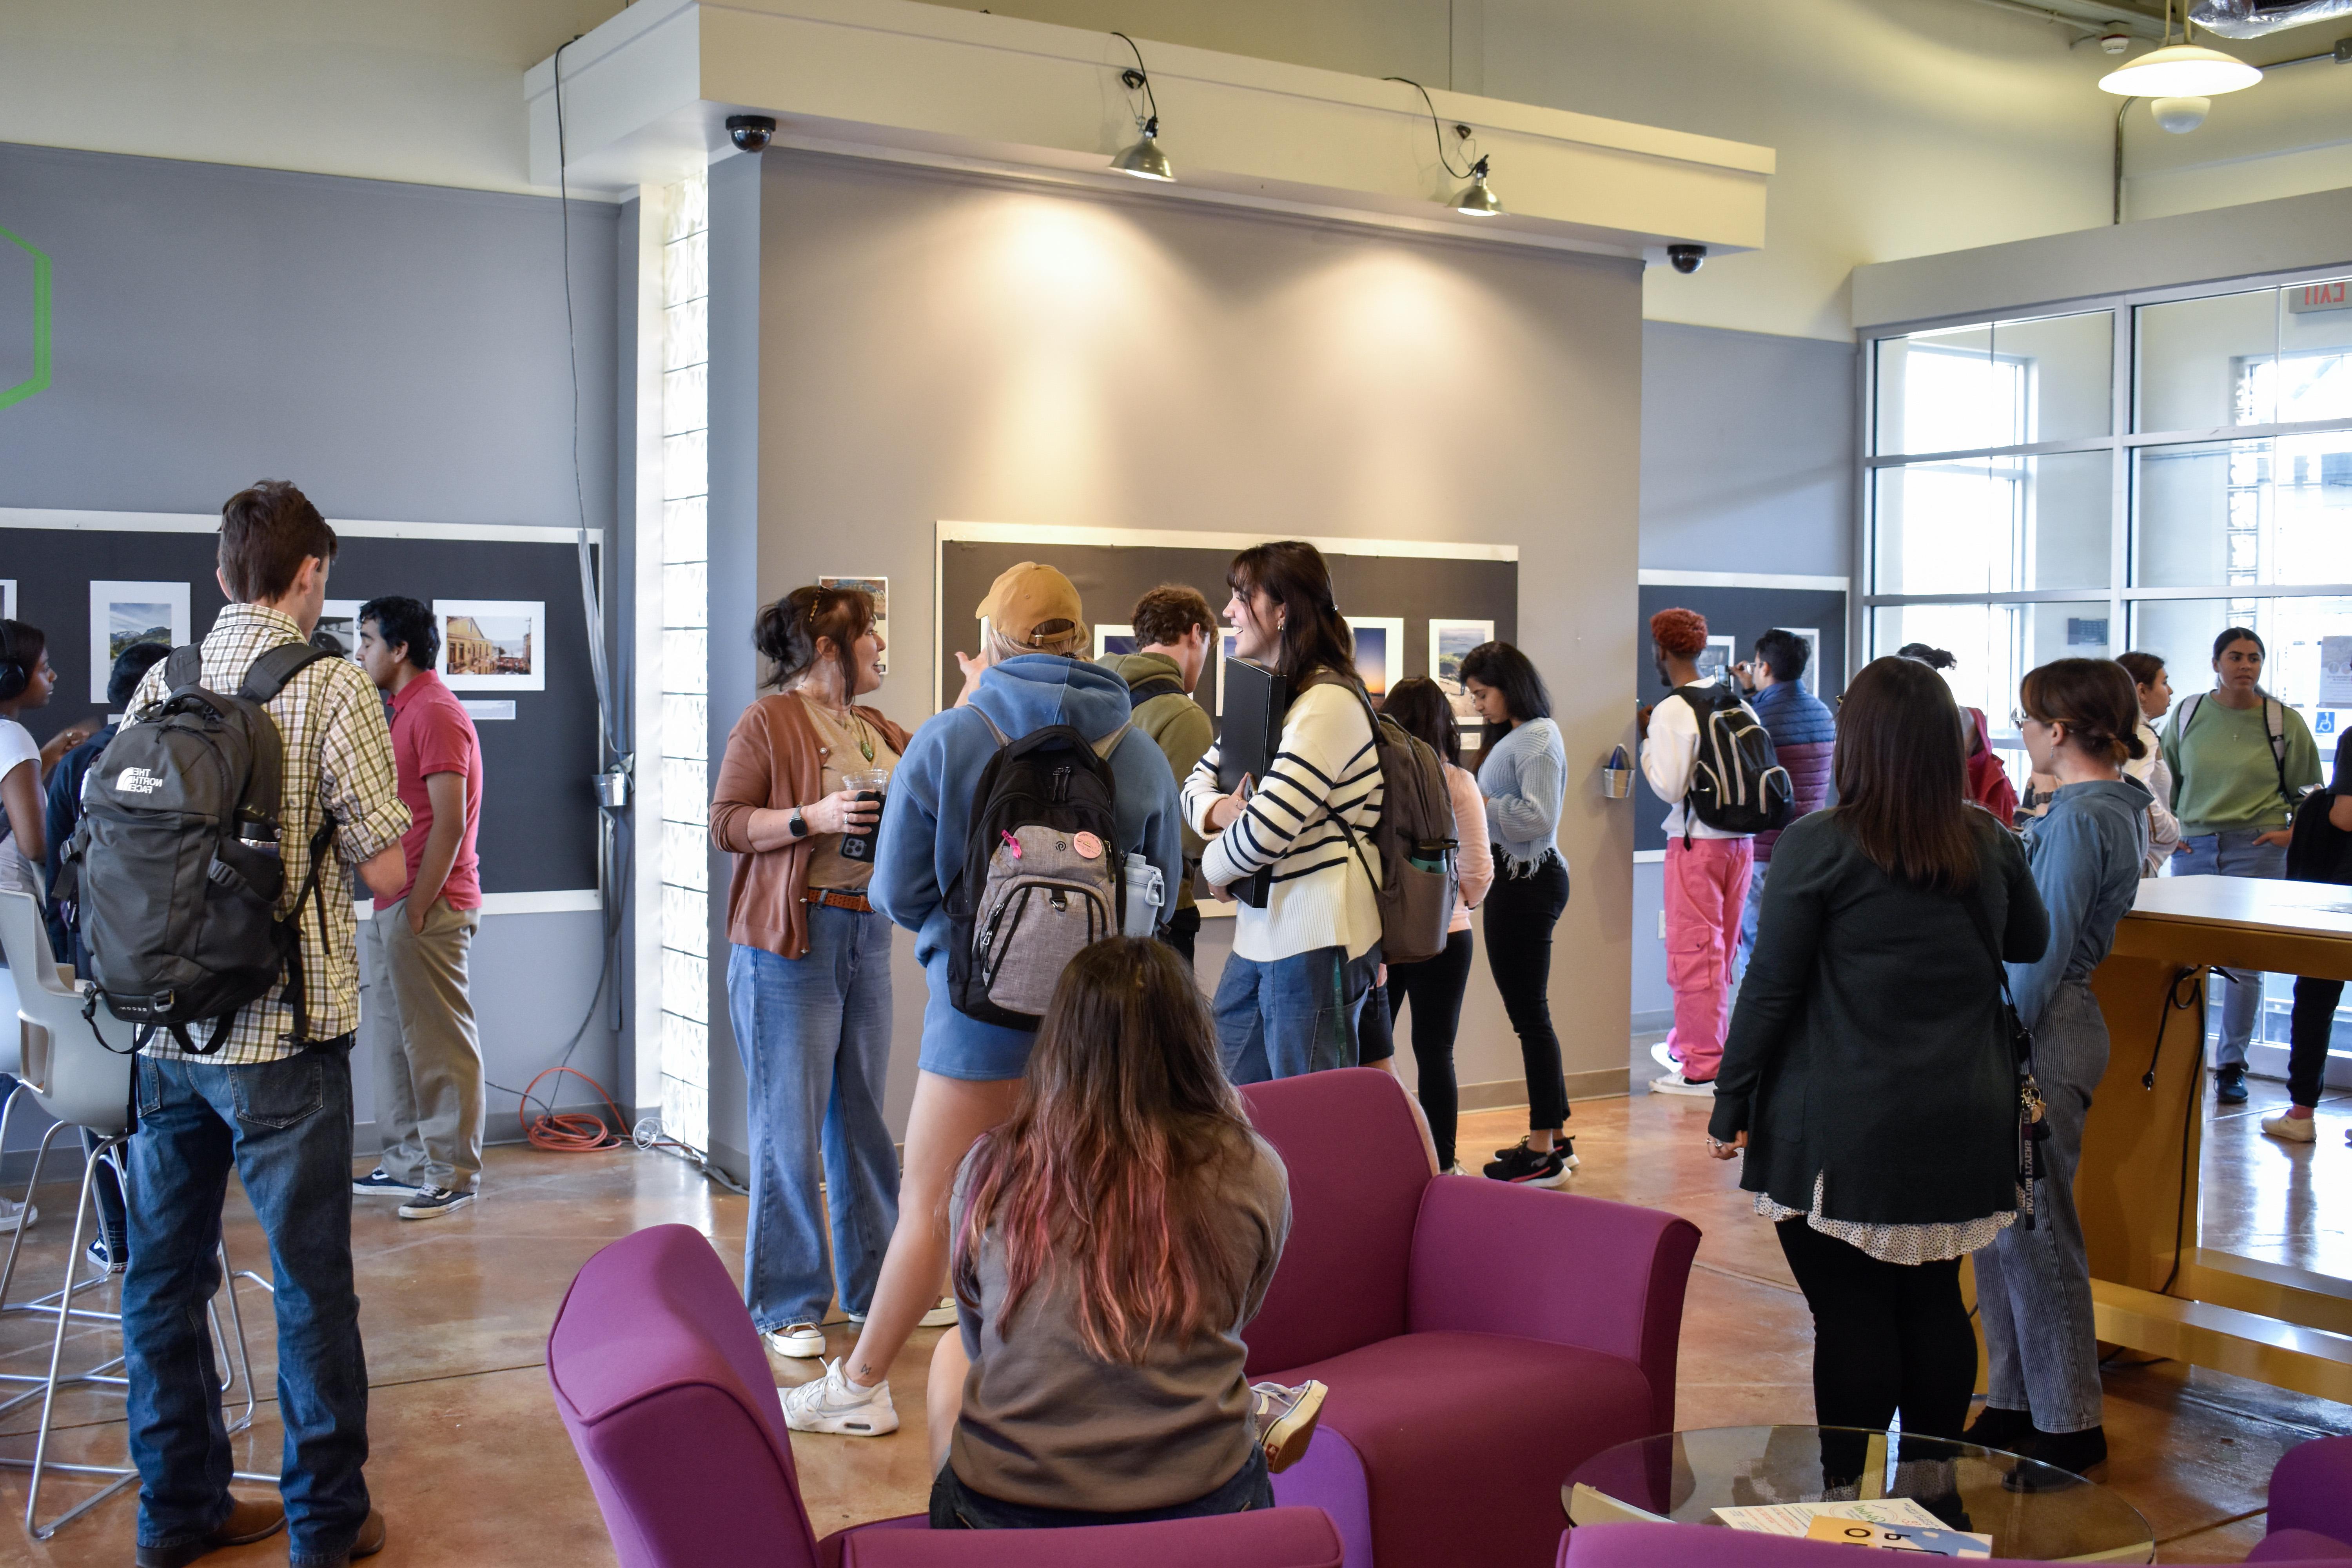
[1639,607,1755,1095]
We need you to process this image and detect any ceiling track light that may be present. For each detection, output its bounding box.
[1385,76,1504,218]
[1108,33,1174,181]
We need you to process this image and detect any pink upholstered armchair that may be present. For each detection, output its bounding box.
[547,1224,1345,1568]
[1238,1068,1702,1568]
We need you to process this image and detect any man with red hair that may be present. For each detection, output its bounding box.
[1638,607,1754,1096]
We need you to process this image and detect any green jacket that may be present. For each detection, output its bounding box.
[1098,652,1211,911]
[2160,691,2323,838]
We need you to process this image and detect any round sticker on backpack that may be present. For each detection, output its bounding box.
[1072,831,1103,860]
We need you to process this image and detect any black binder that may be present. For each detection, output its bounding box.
[1217,658,1289,910]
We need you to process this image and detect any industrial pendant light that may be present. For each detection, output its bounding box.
[2099,1,2260,104]
[1109,33,1175,182]
[1385,77,1504,218]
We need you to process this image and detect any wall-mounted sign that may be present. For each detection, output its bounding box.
[2287,280,2352,314]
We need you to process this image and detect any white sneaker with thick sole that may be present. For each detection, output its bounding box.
[1649,1042,1682,1074]
[2263,1112,2318,1143]
[0,1198,35,1233]
[1650,1070,1718,1098]
[780,1358,899,1436]
[764,1323,828,1359]
[844,1296,957,1328]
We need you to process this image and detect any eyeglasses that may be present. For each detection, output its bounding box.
[2010,708,2047,731]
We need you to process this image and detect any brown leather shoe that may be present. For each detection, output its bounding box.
[134,1496,287,1567]
[315,1509,387,1567]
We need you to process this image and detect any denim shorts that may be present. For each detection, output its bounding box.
[929,1446,1272,1529]
[913,962,1040,1082]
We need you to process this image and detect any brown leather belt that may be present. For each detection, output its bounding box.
[803,889,873,913]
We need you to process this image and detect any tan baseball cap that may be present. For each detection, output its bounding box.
[976,562,1087,654]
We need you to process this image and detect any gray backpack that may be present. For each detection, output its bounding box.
[57,642,338,1054]
[1331,684,1459,965]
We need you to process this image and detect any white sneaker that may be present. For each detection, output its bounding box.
[765,1322,828,1359]
[1650,1042,1682,1074]
[1650,1069,1718,1097]
[2263,1112,2318,1143]
[0,1198,36,1233]
[780,1357,899,1436]
[920,1296,959,1328]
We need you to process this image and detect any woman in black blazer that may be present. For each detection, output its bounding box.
[1708,655,2048,1456]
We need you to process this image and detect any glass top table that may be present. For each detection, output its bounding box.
[1564,1426,2155,1563]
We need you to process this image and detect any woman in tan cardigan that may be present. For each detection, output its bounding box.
[710,584,913,1367]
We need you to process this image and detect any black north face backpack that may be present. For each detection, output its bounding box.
[57,642,339,1053]
[1669,682,1795,846]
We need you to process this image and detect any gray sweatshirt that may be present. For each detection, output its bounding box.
[2005,777,2151,1030]
[947,1131,1291,1513]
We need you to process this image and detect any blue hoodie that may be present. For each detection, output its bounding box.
[871,653,1184,1081]
[2005,776,2152,1030]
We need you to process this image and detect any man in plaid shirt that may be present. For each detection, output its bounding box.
[121,483,408,1568]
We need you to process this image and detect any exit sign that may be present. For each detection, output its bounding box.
[2287,281,2352,313]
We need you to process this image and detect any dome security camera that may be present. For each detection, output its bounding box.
[726,114,777,153]
[1666,244,1707,275]
[2100,31,2132,54]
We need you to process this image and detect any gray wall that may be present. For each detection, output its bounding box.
[0,140,626,1156]
[697,149,1647,1172]
[1630,320,1857,1026]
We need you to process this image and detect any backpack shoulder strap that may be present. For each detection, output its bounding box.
[2176,691,2204,738]
[2265,696,2294,803]
[969,707,1011,749]
[163,644,204,693]
[240,641,334,705]
[1127,675,1187,709]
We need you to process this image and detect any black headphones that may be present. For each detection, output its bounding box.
[0,621,26,704]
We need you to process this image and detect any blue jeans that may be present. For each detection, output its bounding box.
[931,1447,1272,1528]
[1212,945,1376,1084]
[2175,830,2288,1069]
[1974,982,2107,1434]
[1733,861,1769,984]
[726,907,899,1332]
[126,1046,372,1566]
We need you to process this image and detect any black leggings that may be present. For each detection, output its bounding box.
[2289,977,2345,1109]
[1482,854,1571,1131]
[1776,1219,1975,1454]
[1382,929,1476,1168]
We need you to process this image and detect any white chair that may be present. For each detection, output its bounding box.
[0,891,269,1539]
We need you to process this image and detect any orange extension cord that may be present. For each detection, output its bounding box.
[515,1064,629,1152]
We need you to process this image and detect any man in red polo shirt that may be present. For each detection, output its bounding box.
[352,596,486,1220]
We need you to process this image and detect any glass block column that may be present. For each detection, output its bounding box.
[657,176,711,1153]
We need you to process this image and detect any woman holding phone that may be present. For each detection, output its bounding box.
[710,585,911,1363]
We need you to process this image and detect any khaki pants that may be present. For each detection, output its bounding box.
[362,897,484,1192]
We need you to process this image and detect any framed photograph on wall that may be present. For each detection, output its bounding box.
[0,581,13,621]
[1093,624,1138,660]
[1430,617,1493,719]
[1350,617,1406,697]
[819,575,889,676]
[435,599,546,692]
[1216,628,1240,715]
[315,600,366,662]
[1775,626,1822,695]
[89,580,191,701]
[1697,635,1737,686]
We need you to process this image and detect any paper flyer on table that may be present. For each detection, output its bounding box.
[1804,1515,1993,1556]
[1712,1497,1949,1535]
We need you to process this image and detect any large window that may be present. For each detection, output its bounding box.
[1866,270,2352,1060]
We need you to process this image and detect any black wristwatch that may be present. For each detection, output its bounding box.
[788,808,810,839]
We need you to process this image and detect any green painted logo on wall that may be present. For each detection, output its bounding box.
[1,226,53,412]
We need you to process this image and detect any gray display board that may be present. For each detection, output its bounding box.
[1633,581,1849,854]
[938,536,1519,760]
[1,523,599,892]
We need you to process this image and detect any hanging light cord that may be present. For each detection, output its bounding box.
[1384,76,1480,180]
[1111,32,1159,131]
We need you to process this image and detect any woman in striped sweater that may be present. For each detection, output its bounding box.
[1183,542,1385,1083]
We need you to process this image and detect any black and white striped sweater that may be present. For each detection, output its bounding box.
[1181,682,1385,963]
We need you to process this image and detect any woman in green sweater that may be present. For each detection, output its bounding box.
[2159,627,2323,1104]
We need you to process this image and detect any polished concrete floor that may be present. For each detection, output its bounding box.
[0,1053,2343,1564]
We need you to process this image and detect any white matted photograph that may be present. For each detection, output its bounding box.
[1350,617,1406,697]
[1430,617,1494,720]
[819,575,889,676]
[1697,635,1737,686]
[90,580,191,701]
[435,599,546,692]
[315,599,366,662]
[1093,624,1138,660]
[0,581,13,621]
[1216,628,1240,715]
